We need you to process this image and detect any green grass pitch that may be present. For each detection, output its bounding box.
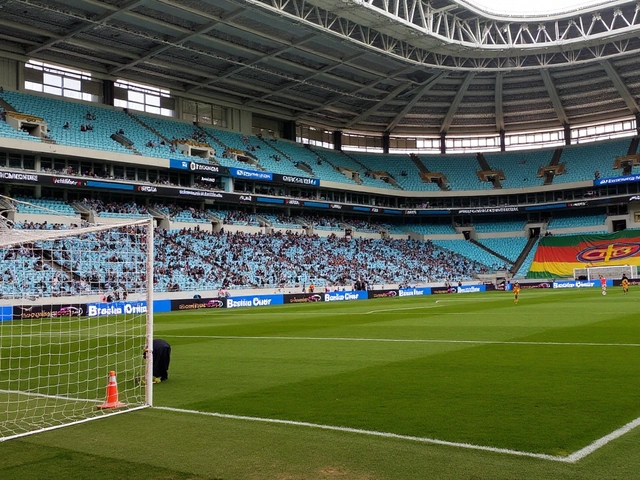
[2,288,640,479]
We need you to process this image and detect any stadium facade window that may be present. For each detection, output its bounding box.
[505,129,565,150]
[445,135,500,153]
[182,100,226,127]
[342,132,383,153]
[114,80,174,117]
[24,60,99,102]
[297,125,333,149]
[572,118,636,144]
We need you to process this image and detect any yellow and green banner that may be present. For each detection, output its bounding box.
[527,230,640,278]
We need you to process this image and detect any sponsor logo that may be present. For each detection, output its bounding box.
[179,189,223,198]
[52,177,81,186]
[190,163,220,173]
[399,288,427,297]
[287,294,322,303]
[629,196,640,202]
[57,306,83,316]
[227,297,273,308]
[87,302,147,317]
[200,176,216,183]
[405,210,417,215]
[324,292,364,302]
[239,195,253,202]
[206,299,224,308]
[457,286,481,293]
[596,174,640,186]
[568,201,587,207]
[281,175,319,186]
[370,290,398,299]
[137,185,158,193]
[286,200,301,205]
[457,207,519,214]
[330,204,342,209]
[232,168,272,180]
[576,243,640,263]
[0,171,39,182]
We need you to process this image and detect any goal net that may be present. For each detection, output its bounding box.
[573,265,637,281]
[0,216,153,441]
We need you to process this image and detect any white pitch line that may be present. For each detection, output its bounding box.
[161,334,640,348]
[0,388,103,404]
[565,415,640,462]
[153,406,565,462]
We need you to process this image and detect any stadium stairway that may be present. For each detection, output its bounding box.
[469,238,513,265]
[256,135,313,176]
[510,236,539,275]
[0,97,16,112]
[35,246,83,282]
[196,125,227,150]
[127,112,171,144]
[409,153,430,174]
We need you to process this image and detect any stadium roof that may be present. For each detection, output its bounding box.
[1,0,640,136]
[464,0,615,16]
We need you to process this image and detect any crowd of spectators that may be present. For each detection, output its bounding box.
[3,223,490,297]
[81,199,149,216]
[153,229,486,291]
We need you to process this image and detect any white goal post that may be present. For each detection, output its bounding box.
[573,265,637,281]
[0,217,154,442]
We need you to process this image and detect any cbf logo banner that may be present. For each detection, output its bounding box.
[528,231,640,279]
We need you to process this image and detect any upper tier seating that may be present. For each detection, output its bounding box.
[1,90,636,190]
[319,150,395,189]
[403,223,457,235]
[555,139,629,184]
[14,196,77,216]
[547,212,607,229]
[420,155,493,191]
[350,153,441,191]
[473,219,527,233]
[484,150,552,189]
[515,238,540,277]
[261,214,303,229]
[476,237,528,263]
[431,239,510,271]
[0,90,196,161]
[0,115,41,143]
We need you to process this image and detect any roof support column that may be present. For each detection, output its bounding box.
[564,123,571,146]
[333,131,342,151]
[440,132,447,154]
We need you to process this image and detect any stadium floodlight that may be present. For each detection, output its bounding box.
[0,203,153,441]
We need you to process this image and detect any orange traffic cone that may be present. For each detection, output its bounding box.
[97,370,125,409]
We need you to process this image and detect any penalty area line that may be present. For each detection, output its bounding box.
[160,334,640,348]
[153,405,565,462]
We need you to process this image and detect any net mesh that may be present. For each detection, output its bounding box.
[574,265,637,281]
[0,219,152,441]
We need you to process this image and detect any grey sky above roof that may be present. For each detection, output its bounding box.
[467,0,614,15]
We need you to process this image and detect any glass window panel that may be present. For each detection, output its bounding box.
[64,90,82,100]
[145,94,160,107]
[129,91,144,103]
[43,85,62,96]
[63,77,81,90]
[25,82,43,92]
[44,73,62,87]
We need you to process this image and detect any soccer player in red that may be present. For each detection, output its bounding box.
[600,275,607,295]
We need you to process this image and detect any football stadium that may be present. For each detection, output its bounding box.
[1,0,640,478]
